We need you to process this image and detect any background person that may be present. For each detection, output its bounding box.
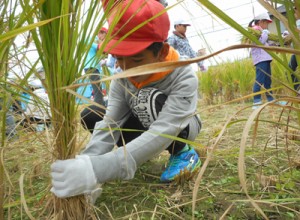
[51,0,202,199]
[167,19,204,71]
[288,55,300,91]
[104,54,122,74]
[0,103,17,139]
[80,27,108,132]
[20,67,51,131]
[287,5,300,92]
[248,12,274,109]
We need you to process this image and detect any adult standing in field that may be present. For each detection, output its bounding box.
[50,0,202,199]
[248,12,274,109]
[167,19,205,71]
[80,27,108,132]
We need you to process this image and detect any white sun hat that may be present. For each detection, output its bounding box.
[254,12,272,22]
[174,19,191,26]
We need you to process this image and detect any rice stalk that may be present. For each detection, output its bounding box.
[21,0,109,217]
[198,69,220,104]
[48,196,96,220]
[2,0,298,218]
[64,44,300,93]
[19,174,34,220]
[0,0,42,218]
[241,27,292,46]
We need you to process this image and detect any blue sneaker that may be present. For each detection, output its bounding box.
[276,101,287,106]
[252,101,262,110]
[160,146,201,183]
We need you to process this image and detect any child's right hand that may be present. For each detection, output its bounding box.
[50,155,97,198]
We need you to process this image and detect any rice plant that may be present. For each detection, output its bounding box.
[22,0,110,218]
[1,0,300,218]
[198,69,221,104]
[0,1,59,219]
[199,57,296,104]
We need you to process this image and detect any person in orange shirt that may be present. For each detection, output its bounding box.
[51,0,202,199]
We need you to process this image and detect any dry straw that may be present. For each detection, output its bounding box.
[193,0,300,219]
[1,0,300,219]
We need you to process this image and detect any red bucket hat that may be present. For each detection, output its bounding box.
[104,0,170,56]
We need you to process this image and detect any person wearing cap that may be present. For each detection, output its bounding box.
[248,12,274,109]
[50,0,202,199]
[80,27,108,131]
[167,19,204,71]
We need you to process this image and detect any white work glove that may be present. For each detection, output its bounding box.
[262,29,270,35]
[86,187,103,204]
[51,155,98,199]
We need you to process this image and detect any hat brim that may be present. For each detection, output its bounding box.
[104,39,153,56]
[175,23,191,26]
[100,27,108,33]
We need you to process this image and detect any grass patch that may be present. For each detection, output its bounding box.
[3,101,300,219]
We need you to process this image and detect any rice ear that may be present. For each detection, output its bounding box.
[242,28,293,46]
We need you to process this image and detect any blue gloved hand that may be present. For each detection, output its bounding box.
[262,29,270,35]
[51,155,98,198]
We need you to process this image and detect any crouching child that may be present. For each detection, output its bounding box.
[50,0,202,199]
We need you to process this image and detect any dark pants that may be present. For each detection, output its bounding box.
[253,60,274,103]
[289,54,300,91]
[81,68,106,131]
[117,92,188,155]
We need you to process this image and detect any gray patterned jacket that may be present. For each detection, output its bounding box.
[167,31,203,67]
[82,61,201,183]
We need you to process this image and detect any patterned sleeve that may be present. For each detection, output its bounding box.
[167,35,176,48]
